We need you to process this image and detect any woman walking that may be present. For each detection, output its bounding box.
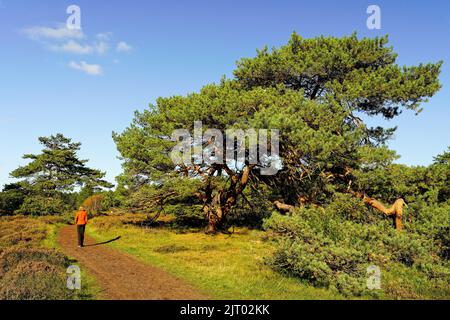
[75,206,88,248]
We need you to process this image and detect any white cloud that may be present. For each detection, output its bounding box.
[49,40,109,55]
[22,24,132,75]
[68,61,102,76]
[116,41,132,52]
[96,32,113,41]
[50,40,92,54]
[95,41,109,55]
[22,25,84,41]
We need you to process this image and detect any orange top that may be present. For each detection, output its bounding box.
[75,210,88,225]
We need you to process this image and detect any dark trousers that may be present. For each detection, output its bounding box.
[77,225,86,247]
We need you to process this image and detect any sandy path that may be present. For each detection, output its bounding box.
[58,225,207,300]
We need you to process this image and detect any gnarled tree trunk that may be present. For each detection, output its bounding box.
[352,192,406,231]
[204,204,223,233]
[203,165,254,234]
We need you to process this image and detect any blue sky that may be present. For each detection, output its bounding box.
[0,0,449,188]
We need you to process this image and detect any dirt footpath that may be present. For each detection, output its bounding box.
[58,225,207,300]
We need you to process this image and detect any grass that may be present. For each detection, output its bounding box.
[381,263,450,300]
[88,214,343,300]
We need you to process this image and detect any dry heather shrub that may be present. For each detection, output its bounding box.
[0,216,74,300]
[0,247,67,277]
[0,216,47,248]
[0,228,46,248]
[0,260,71,300]
[38,215,66,225]
[383,279,420,300]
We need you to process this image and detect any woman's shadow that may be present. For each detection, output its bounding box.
[84,236,121,247]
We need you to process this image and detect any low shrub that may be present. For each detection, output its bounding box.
[263,200,450,298]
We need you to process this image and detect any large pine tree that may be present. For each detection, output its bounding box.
[114,33,442,232]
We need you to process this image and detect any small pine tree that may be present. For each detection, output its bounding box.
[11,134,113,215]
